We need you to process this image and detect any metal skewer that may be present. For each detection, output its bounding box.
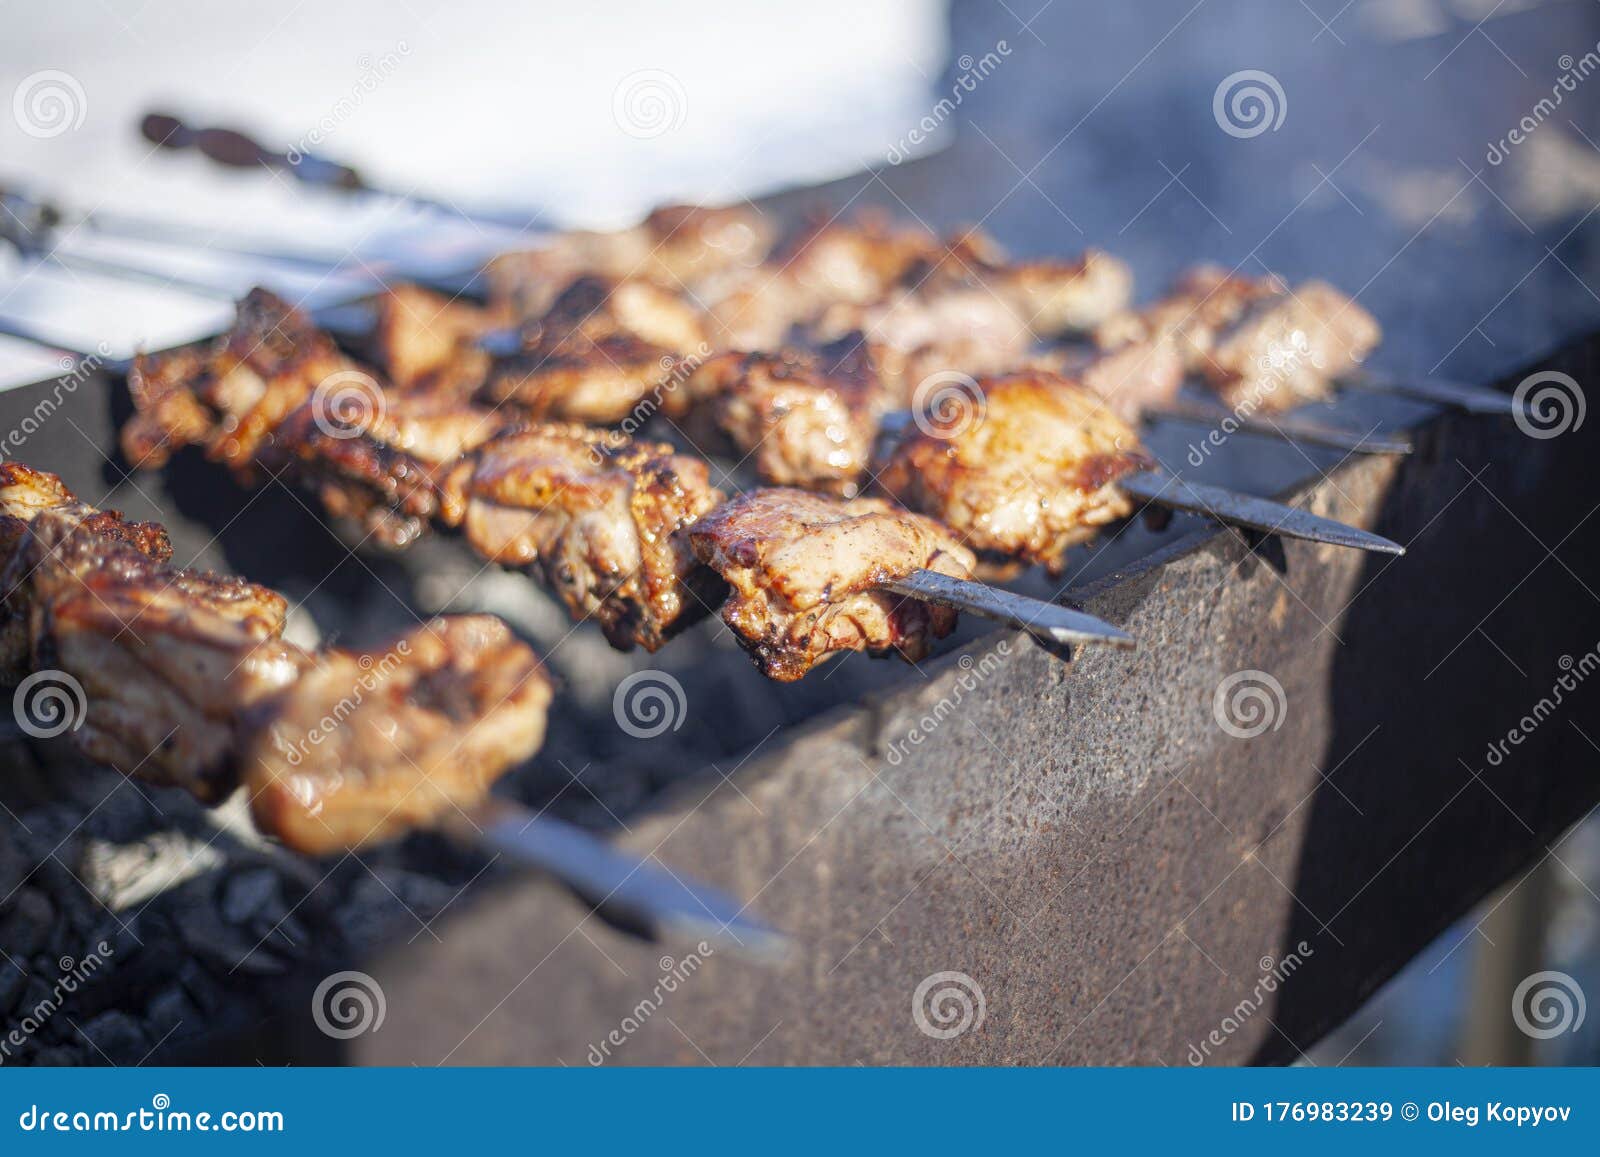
[883,569,1133,649]
[447,799,788,960]
[1338,371,1529,418]
[1119,470,1405,555]
[141,111,548,235]
[1144,398,1413,456]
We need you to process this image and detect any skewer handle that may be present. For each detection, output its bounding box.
[141,111,366,191]
[443,798,790,962]
[883,568,1134,649]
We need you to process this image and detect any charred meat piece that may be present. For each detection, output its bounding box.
[0,465,550,851]
[689,488,976,681]
[875,372,1151,572]
[269,385,513,548]
[0,464,297,801]
[370,283,511,389]
[446,425,726,651]
[487,203,776,317]
[478,276,706,424]
[685,336,890,495]
[242,615,551,855]
[809,287,1032,406]
[123,288,351,475]
[1058,337,1187,424]
[1096,267,1380,411]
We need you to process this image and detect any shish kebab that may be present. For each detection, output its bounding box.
[0,464,782,955]
[121,291,1131,681]
[0,194,1414,460]
[122,290,1398,684]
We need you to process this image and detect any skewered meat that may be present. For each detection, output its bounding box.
[242,614,550,855]
[123,287,350,475]
[0,463,550,851]
[487,203,777,316]
[478,276,706,424]
[371,283,510,389]
[1058,337,1187,424]
[689,488,975,681]
[270,385,512,548]
[876,372,1152,572]
[684,335,889,495]
[1096,266,1380,411]
[444,425,726,651]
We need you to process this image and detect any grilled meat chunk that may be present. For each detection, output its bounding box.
[446,425,725,651]
[689,488,975,681]
[123,287,350,474]
[0,465,550,850]
[478,276,706,424]
[1096,267,1380,411]
[0,465,297,800]
[241,615,551,854]
[685,336,889,495]
[1058,337,1187,424]
[270,385,512,548]
[487,203,776,316]
[371,283,510,389]
[875,372,1151,572]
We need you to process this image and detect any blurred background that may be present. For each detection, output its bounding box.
[2,0,1598,1064]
